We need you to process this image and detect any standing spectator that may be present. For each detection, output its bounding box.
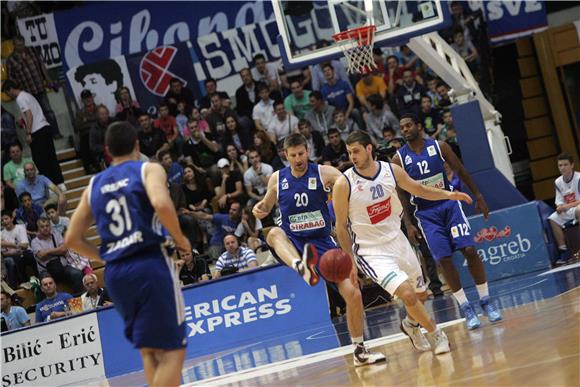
[2,81,64,187]
[223,114,253,154]
[419,95,443,138]
[1,291,30,331]
[74,89,99,173]
[451,27,479,74]
[199,78,230,110]
[31,218,84,293]
[15,191,44,236]
[383,55,405,96]
[164,78,195,116]
[89,105,111,168]
[244,149,273,206]
[1,209,38,288]
[34,275,73,323]
[322,128,349,170]
[320,64,358,125]
[311,59,349,91]
[297,120,325,163]
[364,94,400,144]
[251,54,282,93]
[235,68,264,119]
[305,91,335,136]
[177,249,211,285]
[6,36,62,138]
[182,119,220,182]
[137,113,169,158]
[267,101,299,143]
[252,84,275,133]
[355,72,387,111]
[191,202,242,261]
[159,150,184,185]
[16,162,66,213]
[80,273,112,311]
[330,109,359,142]
[44,203,70,237]
[114,86,143,127]
[284,81,311,119]
[3,142,33,190]
[214,159,245,210]
[213,234,258,278]
[280,66,311,91]
[395,70,426,117]
[225,144,249,175]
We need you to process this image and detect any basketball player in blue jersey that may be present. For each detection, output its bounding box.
[393,114,502,330]
[65,122,191,387]
[252,133,385,367]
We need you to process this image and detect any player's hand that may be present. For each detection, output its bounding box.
[349,259,359,288]
[406,223,422,246]
[252,201,269,219]
[475,195,490,221]
[448,191,472,205]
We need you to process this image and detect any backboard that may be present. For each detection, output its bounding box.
[273,0,451,70]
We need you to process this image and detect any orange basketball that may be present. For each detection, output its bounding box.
[319,249,352,283]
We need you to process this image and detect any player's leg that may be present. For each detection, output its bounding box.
[549,217,567,250]
[140,348,186,387]
[140,349,159,386]
[266,227,319,285]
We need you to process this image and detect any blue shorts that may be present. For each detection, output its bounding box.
[105,254,186,350]
[415,200,473,261]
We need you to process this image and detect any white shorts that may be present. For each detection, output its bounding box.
[354,231,427,296]
[549,206,578,227]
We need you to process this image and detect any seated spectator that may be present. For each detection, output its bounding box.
[175,101,189,136]
[159,150,184,185]
[115,86,143,127]
[548,153,580,264]
[154,103,182,155]
[297,120,325,163]
[436,82,453,108]
[330,109,360,142]
[214,159,245,210]
[180,164,214,250]
[177,249,211,285]
[3,142,33,190]
[320,64,356,120]
[438,109,454,141]
[191,202,242,261]
[34,275,73,323]
[251,54,282,93]
[31,218,84,294]
[451,27,479,73]
[16,162,66,214]
[373,48,387,74]
[252,84,276,133]
[280,65,311,91]
[284,80,311,119]
[364,94,400,144]
[74,89,99,174]
[137,112,169,158]
[395,70,426,117]
[225,144,249,175]
[305,91,335,136]
[267,101,299,143]
[1,291,30,331]
[164,77,195,117]
[236,68,264,119]
[311,58,349,91]
[182,119,220,183]
[383,55,405,96]
[244,149,273,206]
[235,206,264,252]
[271,140,290,171]
[380,127,397,147]
[89,105,111,168]
[322,128,350,170]
[44,203,70,237]
[400,45,422,73]
[188,107,211,137]
[206,93,241,143]
[1,209,38,288]
[15,191,44,236]
[199,78,230,110]
[425,76,442,107]
[356,72,387,111]
[213,234,258,278]
[419,95,443,138]
[223,113,253,154]
[80,273,112,311]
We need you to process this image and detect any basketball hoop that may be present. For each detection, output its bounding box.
[332,25,377,74]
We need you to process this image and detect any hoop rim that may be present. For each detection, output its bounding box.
[331,24,377,43]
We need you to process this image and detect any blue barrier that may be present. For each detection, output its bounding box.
[452,202,551,286]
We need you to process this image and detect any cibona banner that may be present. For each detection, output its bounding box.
[452,202,551,286]
[1,265,332,385]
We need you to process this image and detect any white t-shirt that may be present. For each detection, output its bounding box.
[16,91,49,134]
[267,114,299,142]
[244,163,274,195]
[235,218,263,238]
[251,62,282,88]
[252,99,275,129]
[555,171,580,206]
[1,224,28,246]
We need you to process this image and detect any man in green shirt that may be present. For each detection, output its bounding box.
[3,143,33,190]
[284,80,311,120]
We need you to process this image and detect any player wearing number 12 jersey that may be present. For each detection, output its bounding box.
[394,114,502,330]
[65,121,191,387]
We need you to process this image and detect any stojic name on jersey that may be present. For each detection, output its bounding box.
[100,178,130,194]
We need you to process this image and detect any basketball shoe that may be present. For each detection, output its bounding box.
[426,329,451,355]
[460,302,481,330]
[295,243,319,286]
[400,317,431,352]
[353,344,387,367]
[479,296,503,322]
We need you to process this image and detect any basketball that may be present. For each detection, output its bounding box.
[319,249,353,283]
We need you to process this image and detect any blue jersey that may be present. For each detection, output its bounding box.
[277,163,332,239]
[397,138,451,210]
[89,161,166,263]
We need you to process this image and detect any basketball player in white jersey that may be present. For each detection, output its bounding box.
[334,131,472,354]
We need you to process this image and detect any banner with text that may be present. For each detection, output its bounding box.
[16,13,62,68]
[452,202,551,286]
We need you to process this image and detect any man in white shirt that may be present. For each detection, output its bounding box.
[2,80,64,189]
[251,54,282,92]
[1,209,38,287]
[267,101,299,143]
[252,84,275,132]
[244,149,273,205]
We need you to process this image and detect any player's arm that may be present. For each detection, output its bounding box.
[319,164,342,189]
[438,140,489,219]
[392,163,473,204]
[332,175,358,286]
[252,171,278,219]
[64,189,100,260]
[143,162,191,254]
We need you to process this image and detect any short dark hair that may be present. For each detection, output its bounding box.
[40,273,54,283]
[1,80,18,93]
[253,53,266,62]
[298,119,311,128]
[170,77,181,85]
[138,111,150,120]
[557,153,574,163]
[367,94,384,110]
[327,128,340,137]
[372,47,383,56]
[284,133,308,150]
[0,290,11,298]
[400,113,419,123]
[158,102,169,110]
[205,78,217,85]
[274,100,285,109]
[158,149,171,161]
[256,83,269,94]
[8,142,22,151]
[386,55,399,64]
[310,91,323,101]
[18,191,32,202]
[105,121,138,157]
[383,127,396,135]
[321,63,334,72]
[1,209,13,218]
[421,94,432,102]
[436,81,448,89]
[44,203,58,213]
[346,130,373,148]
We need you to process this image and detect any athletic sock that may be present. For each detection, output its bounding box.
[452,288,469,305]
[292,258,301,270]
[558,245,568,251]
[405,316,419,327]
[476,283,489,299]
[352,336,364,347]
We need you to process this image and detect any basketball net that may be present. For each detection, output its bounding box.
[332,25,377,74]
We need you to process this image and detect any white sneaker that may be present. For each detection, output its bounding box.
[400,317,431,352]
[426,329,451,355]
[353,344,387,367]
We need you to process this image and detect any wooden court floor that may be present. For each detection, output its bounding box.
[209,288,580,387]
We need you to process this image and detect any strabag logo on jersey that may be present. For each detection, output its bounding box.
[418,173,445,189]
[288,211,325,231]
[366,197,391,224]
[184,285,292,336]
[427,145,437,156]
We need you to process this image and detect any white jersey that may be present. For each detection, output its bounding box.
[343,161,403,256]
[555,171,580,206]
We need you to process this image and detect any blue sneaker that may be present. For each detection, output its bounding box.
[460,302,481,330]
[480,296,503,323]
